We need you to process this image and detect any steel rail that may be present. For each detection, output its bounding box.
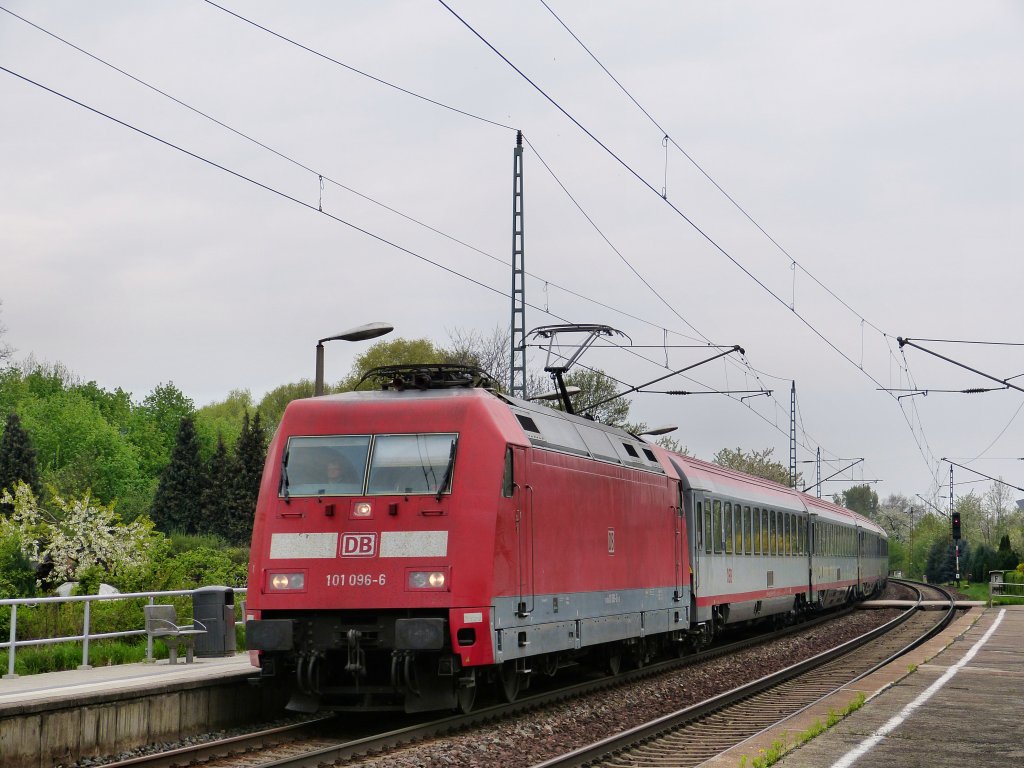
[529,583,954,768]
[95,607,855,768]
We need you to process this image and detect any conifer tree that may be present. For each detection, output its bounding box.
[225,411,267,545]
[202,434,233,540]
[150,416,206,534]
[0,412,43,512]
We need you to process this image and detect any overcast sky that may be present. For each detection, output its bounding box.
[2,1,1022,505]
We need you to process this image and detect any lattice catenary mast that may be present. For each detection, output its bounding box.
[510,131,527,398]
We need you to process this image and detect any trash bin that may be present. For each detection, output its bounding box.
[192,586,237,657]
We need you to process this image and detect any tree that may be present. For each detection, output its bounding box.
[534,368,631,427]
[0,482,156,591]
[150,416,206,534]
[0,412,42,505]
[341,338,447,390]
[18,390,143,504]
[996,534,1020,570]
[224,411,266,545]
[968,542,998,584]
[713,447,796,486]
[0,298,14,365]
[925,538,955,583]
[202,435,234,541]
[444,325,510,390]
[131,382,195,477]
[834,485,879,518]
[257,380,315,434]
[195,389,254,456]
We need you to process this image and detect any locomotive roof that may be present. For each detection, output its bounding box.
[284,387,884,536]
[496,391,667,473]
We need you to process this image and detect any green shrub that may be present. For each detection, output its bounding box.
[0,639,157,675]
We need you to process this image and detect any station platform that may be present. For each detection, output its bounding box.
[705,604,1024,768]
[0,652,254,713]
[0,652,286,768]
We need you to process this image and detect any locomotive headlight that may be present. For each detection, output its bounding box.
[352,502,373,518]
[269,572,305,591]
[407,571,447,590]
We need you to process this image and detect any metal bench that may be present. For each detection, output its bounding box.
[144,604,207,664]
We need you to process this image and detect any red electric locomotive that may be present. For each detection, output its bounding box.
[245,365,886,713]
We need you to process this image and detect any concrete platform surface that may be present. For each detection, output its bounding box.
[0,652,255,714]
[703,605,1023,768]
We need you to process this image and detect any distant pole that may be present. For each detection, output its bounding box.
[816,447,821,499]
[510,130,527,398]
[909,506,915,578]
[949,464,954,516]
[789,381,797,488]
[950,463,958,585]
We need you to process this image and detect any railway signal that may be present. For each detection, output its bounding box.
[951,511,961,540]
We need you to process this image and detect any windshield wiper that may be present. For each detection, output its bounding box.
[435,437,458,503]
[280,449,291,503]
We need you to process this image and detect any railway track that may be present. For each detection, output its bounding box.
[532,579,958,768]
[87,592,937,768]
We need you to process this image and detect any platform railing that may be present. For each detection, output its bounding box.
[0,587,247,679]
[988,576,1024,606]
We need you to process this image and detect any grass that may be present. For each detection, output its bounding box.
[959,580,1024,605]
[740,693,867,768]
[0,639,155,676]
[0,625,247,675]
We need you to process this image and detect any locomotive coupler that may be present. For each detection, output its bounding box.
[344,629,367,676]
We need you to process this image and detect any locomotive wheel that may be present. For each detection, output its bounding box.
[498,663,520,703]
[456,669,477,714]
[606,651,622,676]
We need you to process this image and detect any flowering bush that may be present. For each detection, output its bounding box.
[0,482,156,589]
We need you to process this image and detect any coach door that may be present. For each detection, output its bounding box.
[808,512,817,597]
[673,480,685,602]
[512,445,534,617]
[690,492,708,595]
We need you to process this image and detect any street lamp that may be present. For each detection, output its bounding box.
[314,322,393,396]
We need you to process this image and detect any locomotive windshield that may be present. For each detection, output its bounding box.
[280,433,457,497]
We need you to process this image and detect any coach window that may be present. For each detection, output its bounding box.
[752,508,761,555]
[744,506,753,555]
[760,509,768,554]
[705,503,713,554]
[712,500,723,554]
[695,500,703,552]
[724,502,733,554]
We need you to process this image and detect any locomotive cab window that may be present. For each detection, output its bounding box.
[367,433,458,495]
[280,435,371,497]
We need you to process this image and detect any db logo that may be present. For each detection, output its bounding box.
[340,533,377,558]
